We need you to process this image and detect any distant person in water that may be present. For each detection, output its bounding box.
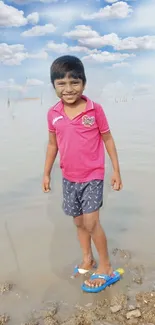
[42,55,123,293]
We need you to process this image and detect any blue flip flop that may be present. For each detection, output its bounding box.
[81,268,124,293]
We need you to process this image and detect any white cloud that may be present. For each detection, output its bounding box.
[105,0,135,3]
[111,62,130,68]
[0,79,24,92]
[117,1,155,34]
[0,78,44,95]
[0,1,39,27]
[101,81,128,99]
[7,0,58,3]
[27,12,39,25]
[0,43,27,65]
[0,1,27,27]
[26,78,44,86]
[39,0,58,2]
[46,40,135,65]
[70,46,97,54]
[105,0,119,2]
[46,40,92,54]
[64,25,99,39]
[0,43,48,65]
[82,51,135,63]
[47,41,68,53]
[115,35,155,50]
[81,2,132,20]
[132,56,155,78]
[71,29,155,51]
[79,33,119,48]
[130,1,155,30]
[21,24,56,37]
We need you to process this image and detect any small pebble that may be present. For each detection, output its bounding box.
[128,305,136,311]
[126,309,141,319]
[127,319,138,325]
[0,314,10,324]
[110,305,122,313]
[85,303,93,308]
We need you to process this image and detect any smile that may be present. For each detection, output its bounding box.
[63,94,76,96]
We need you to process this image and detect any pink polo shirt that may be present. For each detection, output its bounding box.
[47,95,110,182]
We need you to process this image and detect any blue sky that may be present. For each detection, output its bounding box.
[0,0,155,101]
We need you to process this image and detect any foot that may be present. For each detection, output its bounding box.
[84,265,113,287]
[73,259,97,277]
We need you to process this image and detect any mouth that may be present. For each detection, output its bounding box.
[63,94,77,97]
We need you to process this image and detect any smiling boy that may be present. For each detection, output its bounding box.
[42,55,123,293]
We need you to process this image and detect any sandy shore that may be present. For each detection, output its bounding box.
[1,248,155,325]
[1,287,155,325]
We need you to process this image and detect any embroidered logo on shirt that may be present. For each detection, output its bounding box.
[53,116,63,125]
[82,115,95,127]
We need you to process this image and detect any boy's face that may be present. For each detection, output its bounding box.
[54,74,85,105]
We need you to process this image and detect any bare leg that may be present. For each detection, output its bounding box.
[83,210,113,287]
[73,215,96,273]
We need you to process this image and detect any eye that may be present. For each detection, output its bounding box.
[72,81,79,85]
[57,83,65,86]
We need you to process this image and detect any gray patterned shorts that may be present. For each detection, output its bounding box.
[62,178,104,217]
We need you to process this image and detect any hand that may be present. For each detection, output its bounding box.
[42,175,51,193]
[111,171,123,191]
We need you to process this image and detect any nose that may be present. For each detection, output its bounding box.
[65,83,73,93]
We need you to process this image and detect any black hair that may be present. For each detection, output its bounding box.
[50,55,86,87]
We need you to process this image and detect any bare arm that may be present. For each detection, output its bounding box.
[102,131,122,190]
[101,131,120,173]
[42,132,58,192]
[44,132,58,177]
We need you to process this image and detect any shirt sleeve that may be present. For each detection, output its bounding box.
[47,109,56,133]
[95,104,110,134]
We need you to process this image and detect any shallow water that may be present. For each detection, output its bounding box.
[0,96,155,324]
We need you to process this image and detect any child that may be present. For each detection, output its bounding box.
[42,55,123,293]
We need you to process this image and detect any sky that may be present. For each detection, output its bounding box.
[0,0,155,102]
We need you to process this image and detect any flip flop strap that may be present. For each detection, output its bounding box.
[74,266,89,275]
[90,273,111,281]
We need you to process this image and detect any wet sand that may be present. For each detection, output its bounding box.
[1,247,155,324]
[0,98,155,324]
